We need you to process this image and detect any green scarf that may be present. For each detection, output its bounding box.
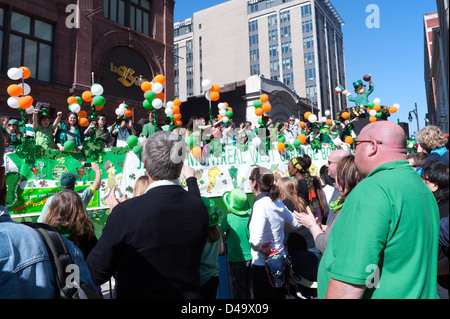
[329,196,344,212]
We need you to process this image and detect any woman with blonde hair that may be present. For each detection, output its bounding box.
[44,190,97,259]
[132,175,150,197]
[415,126,449,175]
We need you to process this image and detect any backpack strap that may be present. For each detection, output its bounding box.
[22,222,76,298]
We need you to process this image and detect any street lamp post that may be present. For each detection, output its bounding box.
[408,103,420,132]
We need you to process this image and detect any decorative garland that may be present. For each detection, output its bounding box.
[14,139,43,164]
[5,171,21,207]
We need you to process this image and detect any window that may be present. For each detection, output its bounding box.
[302,20,313,33]
[268,14,277,27]
[301,4,311,18]
[186,66,193,77]
[266,0,275,8]
[305,68,315,81]
[281,41,291,55]
[186,52,193,64]
[250,49,259,61]
[269,45,278,57]
[282,57,292,70]
[250,63,260,75]
[186,39,193,50]
[304,52,315,64]
[104,0,151,36]
[281,26,290,38]
[249,34,259,47]
[303,36,314,49]
[268,29,278,42]
[280,11,290,23]
[283,73,294,85]
[1,10,53,82]
[270,60,279,72]
[249,20,258,33]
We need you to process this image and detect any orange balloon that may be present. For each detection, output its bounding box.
[174,120,182,126]
[19,66,31,79]
[173,113,182,121]
[18,95,33,109]
[298,134,307,144]
[341,112,350,119]
[78,111,87,118]
[124,109,133,117]
[140,81,152,92]
[78,117,89,127]
[210,91,220,101]
[191,146,202,158]
[255,108,264,116]
[327,119,333,125]
[369,116,377,123]
[95,105,104,111]
[67,96,78,105]
[153,74,166,85]
[7,84,23,97]
[173,99,182,107]
[211,84,221,93]
[172,105,180,113]
[155,92,165,100]
[277,142,285,152]
[227,107,233,112]
[260,94,269,103]
[217,115,223,121]
[299,121,305,128]
[345,136,354,145]
[304,112,312,120]
[82,91,93,102]
[389,106,397,113]
[373,104,381,111]
[262,103,272,112]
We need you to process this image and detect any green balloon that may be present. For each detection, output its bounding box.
[258,118,264,125]
[253,100,263,108]
[293,139,301,147]
[278,135,286,143]
[226,111,233,118]
[168,114,174,122]
[145,90,156,102]
[63,140,75,151]
[92,95,105,107]
[367,101,375,108]
[127,135,138,148]
[376,112,382,118]
[143,99,153,109]
[76,96,82,105]
[133,145,142,155]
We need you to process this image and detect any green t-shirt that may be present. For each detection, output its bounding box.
[140,122,158,138]
[317,160,439,299]
[35,124,55,149]
[220,212,252,263]
[200,236,222,286]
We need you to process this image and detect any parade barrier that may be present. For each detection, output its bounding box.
[5,144,335,235]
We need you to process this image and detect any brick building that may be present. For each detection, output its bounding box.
[0,0,175,127]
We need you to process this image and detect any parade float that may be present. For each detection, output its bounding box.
[5,68,406,237]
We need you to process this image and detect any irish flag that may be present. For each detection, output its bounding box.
[334,85,344,94]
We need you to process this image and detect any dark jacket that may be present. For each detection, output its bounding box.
[86,184,209,299]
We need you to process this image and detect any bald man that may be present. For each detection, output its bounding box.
[317,121,440,299]
[324,149,350,224]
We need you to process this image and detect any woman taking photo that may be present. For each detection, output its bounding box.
[248,166,301,299]
[295,155,363,254]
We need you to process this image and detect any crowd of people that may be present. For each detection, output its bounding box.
[0,110,448,299]
[1,108,362,155]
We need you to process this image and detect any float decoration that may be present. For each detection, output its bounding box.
[141,74,166,127]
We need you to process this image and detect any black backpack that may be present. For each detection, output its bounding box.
[22,222,100,299]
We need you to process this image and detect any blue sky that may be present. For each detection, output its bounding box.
[174,0,438,135]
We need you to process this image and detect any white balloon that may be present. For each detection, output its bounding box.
[308,114,317,123]
[219,109,226,116]
[152,98,163,109]
[218,102,226,110]
[91,83,104,96]
[7,67,22,80]
[202,79,212,91]
[325,110,331,116]
[393,103,400,109]
[373,98,381,105]
[26,105,35,114]
[166,101,174,108]
[115,108,124,116]
[118,103,127,109]
[7,97,20,109]
[70,103,81,113]
[321,117,327,123]
[205,91,211,101]
[369,109,377,117]
[333,137,342,146]
[165,107,173,115]
[222,116,229,123]
[18,83,31,95]
[152,82,163,94]
[252,136,261,147]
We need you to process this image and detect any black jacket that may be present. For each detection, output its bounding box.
[86,183,208,299]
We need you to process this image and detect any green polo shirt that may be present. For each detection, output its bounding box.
[317,160,439,299]
[220,212,252,263]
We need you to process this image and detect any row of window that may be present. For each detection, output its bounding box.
[103,0,151,36]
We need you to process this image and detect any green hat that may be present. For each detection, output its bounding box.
[222,189,251,216]
[353,80,365,91]
[60,173,76,191]
[202,197,219,226]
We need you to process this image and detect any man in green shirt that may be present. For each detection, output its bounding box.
[140,111,158,139]
[316,121,439,299]
[346,79,374,106]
